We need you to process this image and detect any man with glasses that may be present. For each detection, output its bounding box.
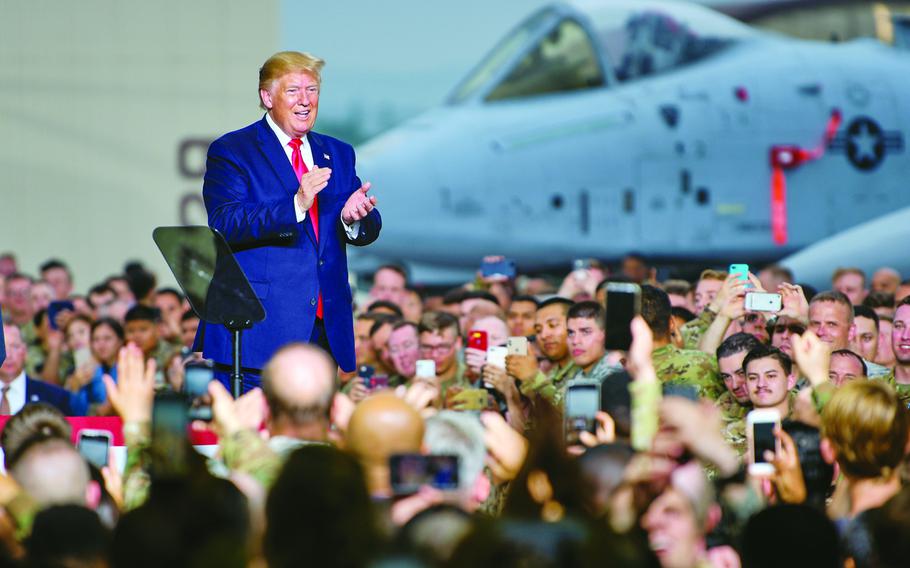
[417,312,465,404]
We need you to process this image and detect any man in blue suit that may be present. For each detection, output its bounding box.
[200,51,381,389]
[1,323,74,415]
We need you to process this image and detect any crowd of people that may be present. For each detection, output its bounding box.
[1,250,910,567]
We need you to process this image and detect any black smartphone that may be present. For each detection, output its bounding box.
[47,300,75,330]
[565,380,600,444]
[389,453,460,495]
[604,282,641,351]
[77,430,112,469]
[359,365,375,390]
[184,360,215,421]
[151,391,190,478]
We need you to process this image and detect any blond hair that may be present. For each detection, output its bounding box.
[822,381,910,479]
[258,51,325,110]
[699,269,727,283]
[832,267,866,287]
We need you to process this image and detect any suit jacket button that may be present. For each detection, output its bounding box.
[310,298,317,306]
[319,259,325,266]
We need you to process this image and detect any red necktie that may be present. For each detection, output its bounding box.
[289,138,323,319]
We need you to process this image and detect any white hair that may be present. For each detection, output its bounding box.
[424,411,486,498]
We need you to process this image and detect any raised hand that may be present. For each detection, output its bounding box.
[341,182,377,225]
[103,344,156,424]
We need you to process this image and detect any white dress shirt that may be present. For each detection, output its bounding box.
[265,113,360,237]
[2,372,28,415]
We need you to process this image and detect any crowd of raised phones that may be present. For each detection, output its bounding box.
[0,251,909,568]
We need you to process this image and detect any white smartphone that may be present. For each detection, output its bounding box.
[745,292,782,312]
[74,347,92,368]
[746,409,780,476]
[486,346,508,369]
[415,359,436,379]
[77,429,113,469]
[506,336,528,356]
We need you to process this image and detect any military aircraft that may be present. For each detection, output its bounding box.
[352,0,910,282]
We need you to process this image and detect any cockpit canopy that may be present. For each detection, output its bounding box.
[449,0,757,104]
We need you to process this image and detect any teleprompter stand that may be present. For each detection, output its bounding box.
[153,226,265,399]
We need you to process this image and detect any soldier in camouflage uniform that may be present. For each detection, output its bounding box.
[679,269,727,349]
[562,301,624,402]
[641,285,724,400]
[506,298,580,407]
[714,333,764,451]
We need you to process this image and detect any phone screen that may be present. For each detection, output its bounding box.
[389,454,460,495]
[605,285,639,351]
[184,362,214,421]
[78,434,110,468]
[753,422,776,464]
[481,259,516,279]
[151,392,190,478]
[566,385,599,418]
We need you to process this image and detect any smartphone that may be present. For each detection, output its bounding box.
[184,360,215,421]
[747,409,781,476]
[507,336,528,356]
[604,283,641,351]
[74,347,92,368]
[565,380,600,419]
[564,380,600,444]
[389,453,460,495]
[47,300,75,330]
[745,292,782,312]
[480,258,516,280]
[415,359,436,379]
[77,429,112,469]
[453,388,488,411]
[467,330,488,352]
[486,346,508,369]
[663,383,699,401]
[729,264,753,289]
[151,391,190,478]
[358,365,375,389]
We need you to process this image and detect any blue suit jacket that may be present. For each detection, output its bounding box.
[199,117,381,373]
[26,377,75,416]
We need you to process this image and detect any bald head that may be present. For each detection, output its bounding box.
[872,267,901,295]
[346,393,423,495]
[11,439,90,508]
[261,343,336,438]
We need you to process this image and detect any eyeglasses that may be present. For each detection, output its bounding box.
[420,343,454,355]
[773,323,806,334]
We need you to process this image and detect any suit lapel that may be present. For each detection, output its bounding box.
[309,132,333,254]
[256,117,317,246]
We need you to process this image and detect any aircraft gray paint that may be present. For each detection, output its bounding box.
[353,0,910,277]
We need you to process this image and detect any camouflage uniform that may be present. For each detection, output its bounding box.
[864,359,891,380]
[518,360,579,407]
[716,391,751,456]
[438,361,469,405]
[679,309,717,350]
[879,370,910,408]
[652,343,723,401]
